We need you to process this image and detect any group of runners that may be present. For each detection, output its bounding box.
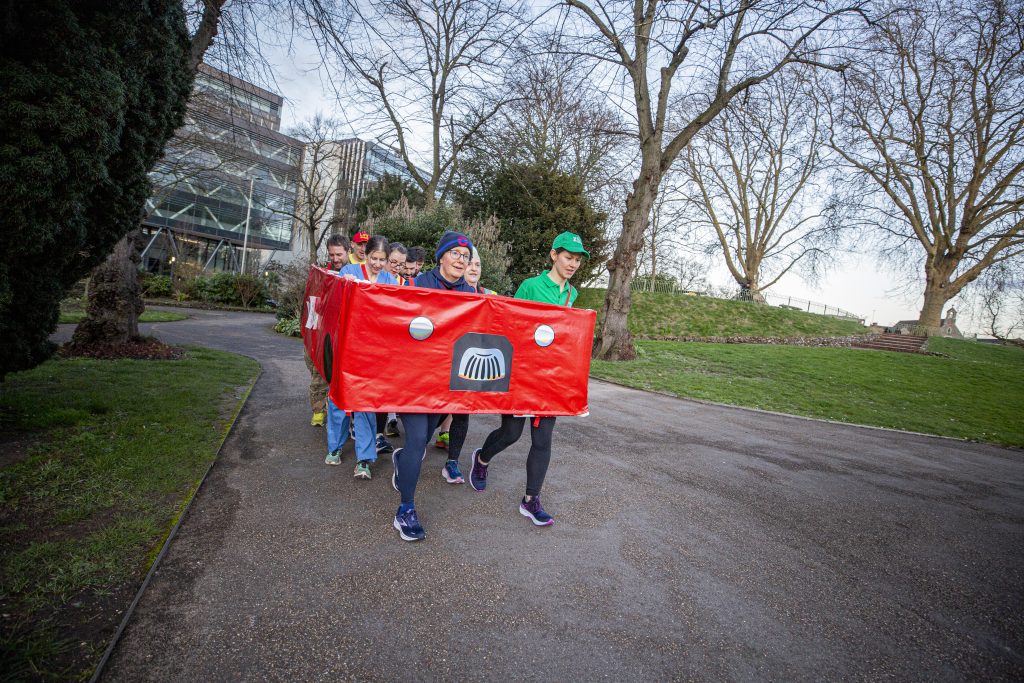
[304,227,589,542]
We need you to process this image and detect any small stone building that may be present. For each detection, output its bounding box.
[890,308,963,338]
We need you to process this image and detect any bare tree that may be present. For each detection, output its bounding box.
[463,49,628,197]
[287,115,349,263]
[967,261,1024,339]
[186,0,282,84]
[558,0,866,359]
[300,0,526,205]
[828,0,1024,335]
[635,184,692,288]
[681,69,839,298]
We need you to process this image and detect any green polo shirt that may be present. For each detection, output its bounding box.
[514,270,577,307]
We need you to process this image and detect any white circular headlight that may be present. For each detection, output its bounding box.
[409,316,434,340]
[534,324,555,347]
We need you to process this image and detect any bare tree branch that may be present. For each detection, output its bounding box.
[827,0,1024,333]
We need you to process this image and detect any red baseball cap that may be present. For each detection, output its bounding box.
[352,231,370,243]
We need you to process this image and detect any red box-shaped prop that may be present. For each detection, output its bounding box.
[302,267,595,415]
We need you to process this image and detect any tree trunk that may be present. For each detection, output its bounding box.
[594,172,659,360]
[917,258,956,335]
[68,230,145,349]
[917,284,950,336]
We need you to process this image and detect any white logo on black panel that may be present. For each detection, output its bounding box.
[458,347,506,381]
[450,334,512,392]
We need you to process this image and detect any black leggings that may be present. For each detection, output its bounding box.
[448,414,469,461]
[376,412,388,435]
[479,415,556,497]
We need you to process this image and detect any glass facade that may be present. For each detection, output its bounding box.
[142,64,302,275]
[326,138,430,233]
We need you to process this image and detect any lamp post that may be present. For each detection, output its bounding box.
[240,176,262,274]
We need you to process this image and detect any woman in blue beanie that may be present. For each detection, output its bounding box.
[391,230,476,541]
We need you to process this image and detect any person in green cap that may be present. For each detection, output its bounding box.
[468,231,590,526]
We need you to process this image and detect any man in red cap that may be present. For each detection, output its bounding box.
[349,230,369,264]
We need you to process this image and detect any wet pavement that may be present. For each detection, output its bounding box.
[59,307,1023,681]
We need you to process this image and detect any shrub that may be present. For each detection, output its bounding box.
[141,274,172,298]
[235,274,266,308]
[206,273,239,304]
[178,273,266,307]
[274,262,313,320]
[274,315,302,337]
[183,276,212,302]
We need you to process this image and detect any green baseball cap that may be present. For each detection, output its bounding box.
[551,231,590,258]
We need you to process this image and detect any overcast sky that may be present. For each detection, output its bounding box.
[263,40,963,332]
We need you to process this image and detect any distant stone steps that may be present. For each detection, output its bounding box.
[851,333,928,354]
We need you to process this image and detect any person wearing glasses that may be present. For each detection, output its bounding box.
[435,247,497,483]
[385,242,412,286]
[391,230,477,541]
[328,235,399,481]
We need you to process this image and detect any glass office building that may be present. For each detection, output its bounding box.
[141,64,303,275]
[327,138,430,233]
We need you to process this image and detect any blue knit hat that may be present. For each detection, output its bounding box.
[435,230,474,262]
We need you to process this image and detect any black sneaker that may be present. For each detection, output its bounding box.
[385,418,400,437]
[376,433,395,454]
[519,496,554,526]
[393,506,425,541]
[469,448,488,491]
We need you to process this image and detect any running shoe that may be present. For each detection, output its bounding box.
[385,418,400,437]
[519,496,554,526]
[392,448,402,491]
[354,461,372,480]
[442,459,464,484]
[310,411,326,427]
[324,449,341,466]
[434,431,449,449]
[376,434,395,454]
[393,506,425,542]
[468,448,488,491]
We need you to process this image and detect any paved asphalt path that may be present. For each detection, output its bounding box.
[75,308,1022,681]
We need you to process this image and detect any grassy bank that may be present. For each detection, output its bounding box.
[57,310,188,324]
[576,288,867,338]
[0,349,259,680]
[590,337,1024,447]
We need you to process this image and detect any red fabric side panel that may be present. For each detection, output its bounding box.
[310,275,594,415]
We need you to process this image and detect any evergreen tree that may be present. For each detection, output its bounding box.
[0,0,193,377]
[460,162,608,288]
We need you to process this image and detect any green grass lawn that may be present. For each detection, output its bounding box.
[57,310,188,324]
[576,288,867,338]
[590,336,1024,447]
[0,349,259,680]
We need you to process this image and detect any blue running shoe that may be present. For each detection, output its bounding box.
[519,496,554,526]
[393,506,425,541]
[469,448,488,491]
[392,448,402,492]
[442,459,464,484]
[376,434,395,454]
